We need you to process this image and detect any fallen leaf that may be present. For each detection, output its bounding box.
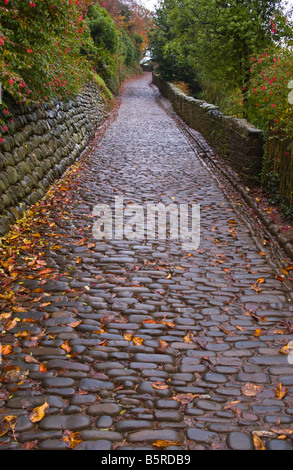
[172,393,198,404]
[241,383,264,397]
[29,400,49,423]
[40,302,51,307]
[254,328,262,337]
[62,430,82,449]
[0,421,9,438]
[184,333,194,343]
[159,340,169,351]
[270,427,293,437]
[152,440,181,448]
[279,343,293,355]
[21,440,38,449]
[66,320,82,328]
[252,432,266,450]
[160,321,175,328]
[275,383,288,399]
[4,415,17,439]
[223,400,242,417]
[38,268,54,276]
[24,355,39,364]
[132,336,143,346]
[39,363,47,373]
[1,344,13,355]
[124,333,133,342]
[152,381,169,390]
[61,341,71,353]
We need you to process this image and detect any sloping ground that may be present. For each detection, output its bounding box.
[1,73,293,451]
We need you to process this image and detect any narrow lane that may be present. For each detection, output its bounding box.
[1,73,293,450]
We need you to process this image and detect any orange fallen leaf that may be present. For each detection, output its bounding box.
[152,381,169,390]
[254,328,262,337]
[152,440,181,448]
[270,427,293,437]
[38,268,54,276]
[184,333,194,343]
[5,318,19,330]
[275,383,288,399]
[132,336,143,346]
[160,321,175,328]
[1,344,13,355]
[29,400,49,423]
[252,432,266,450]
[61,341,71,353]
[159,340,169,351]
[66,320,82,328]
[62,430,82,449]
[38,363,47,373]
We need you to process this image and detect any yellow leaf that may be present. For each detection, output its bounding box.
[279,343,293,355]
[252,432,266,450]
[275,383,288,399]
[29,400,49,423]
[160,321,175,328]
[132,336,143,346]
[254,328,262,337]
[124,333,133,342]
[152,440,181,448]
[184,333,194,343]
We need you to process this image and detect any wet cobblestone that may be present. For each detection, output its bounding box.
[1,73,293,450]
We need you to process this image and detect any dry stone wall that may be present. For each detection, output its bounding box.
[152,73,264,186]
[0,83,108,236]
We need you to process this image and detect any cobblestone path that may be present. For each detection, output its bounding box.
[1,73,293,451]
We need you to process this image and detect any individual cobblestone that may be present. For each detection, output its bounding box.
[1,73,293,450]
